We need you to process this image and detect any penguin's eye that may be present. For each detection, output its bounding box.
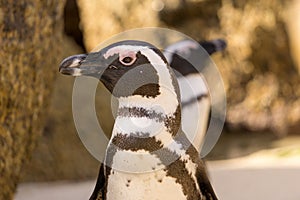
[119,55,136,66]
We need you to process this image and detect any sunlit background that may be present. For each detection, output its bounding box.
[1,0,300,200]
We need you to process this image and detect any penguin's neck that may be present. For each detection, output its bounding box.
[105,91,181,173]
[115,88,181,136]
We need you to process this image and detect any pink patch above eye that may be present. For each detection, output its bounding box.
[119,51,136,61]
[104,46,138,59]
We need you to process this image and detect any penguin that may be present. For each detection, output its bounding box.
[59,40,218,200]
[164,39,226,150]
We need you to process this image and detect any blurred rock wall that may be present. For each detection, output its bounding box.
[0,0,69,199]
[218,0,297,136]
[21,66,100,182]
[286,0,300,74]
[77,0,161,51]
[76,0,300,136]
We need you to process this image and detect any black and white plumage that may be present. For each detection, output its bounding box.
[164,39,226,151]
[59,40,218,200]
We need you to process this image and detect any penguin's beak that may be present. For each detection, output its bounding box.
[59,52,108,77]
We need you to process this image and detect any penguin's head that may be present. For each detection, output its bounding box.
[59,40,177,99]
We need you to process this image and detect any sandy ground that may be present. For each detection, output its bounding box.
[15,157,300,200]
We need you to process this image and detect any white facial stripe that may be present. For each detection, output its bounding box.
[178,73,209,103]
[139,48,176,93]
[103,45,147,59]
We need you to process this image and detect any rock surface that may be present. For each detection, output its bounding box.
[77,0,300,135]
[0,0,68,199]
[20,70,109,182]
[217,0,298,136]
[77,0,161,51]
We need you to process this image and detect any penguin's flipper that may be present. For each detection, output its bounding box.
[196,160,218,200]
[89,163,105,200]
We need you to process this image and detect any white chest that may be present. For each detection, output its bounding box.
[106,169,187,200]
